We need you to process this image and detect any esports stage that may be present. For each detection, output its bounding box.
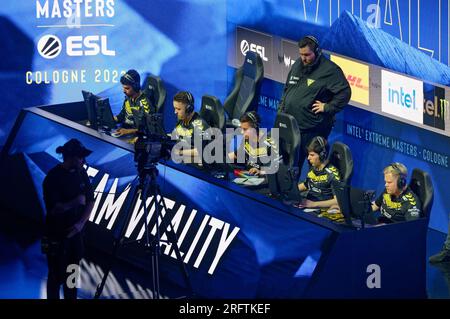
[0,101,428,299]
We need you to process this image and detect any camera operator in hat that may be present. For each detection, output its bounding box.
[42,138,94,299]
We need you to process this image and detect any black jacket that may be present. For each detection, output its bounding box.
[279,54,351,131]
[43,165,94,239]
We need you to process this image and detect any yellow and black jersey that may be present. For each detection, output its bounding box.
[234,135,280,173]
[375,187,421,222]
[116,92,155,128]
[172,112,210,148]
[303,163,340,201]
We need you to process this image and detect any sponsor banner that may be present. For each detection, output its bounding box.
[423,84,449,131]
[278,39,298,82]
[345,121,449,168]
[29,0,121,88]
[381,70,423,124]
[236,26,273,76]
[330,55,370,106]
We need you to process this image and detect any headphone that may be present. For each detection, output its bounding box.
[316,136,328,162]
[184,91,195,114]
[390,162,407,189]
[246,112,260,131]
[303,35,321,57]
[122,71,140,92]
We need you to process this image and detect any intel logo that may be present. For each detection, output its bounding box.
[381,70,423,124]
[387,83,417,109]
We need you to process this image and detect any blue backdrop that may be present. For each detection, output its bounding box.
[1,1,449,233]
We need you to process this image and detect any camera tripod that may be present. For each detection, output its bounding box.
[94,162,193,299]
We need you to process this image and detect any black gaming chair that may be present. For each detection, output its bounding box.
[267,113,301,198]
[409,168,434,219]
[199,95,225,131]
[224,51,264,127]
[272,113,301,167]
[142,75,166,114]
[328,142,354,185]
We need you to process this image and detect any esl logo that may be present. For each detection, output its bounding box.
[240,39,268,61]
[381,70,423,124]
[37,34,115,59]
[37,35,62,59]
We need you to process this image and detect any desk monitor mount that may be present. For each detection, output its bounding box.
[82,90,116,133]
[332,183,375,229]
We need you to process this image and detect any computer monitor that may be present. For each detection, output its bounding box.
[332,183,376,227]
[81,90,116,131]
[96,97,116,131]
[132,109,165,136]
[82,90,97,129]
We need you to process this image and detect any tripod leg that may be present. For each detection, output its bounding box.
[94,237,121,299]
[155,187,195,297]
[94,181,141,299]
[137,172,161,299]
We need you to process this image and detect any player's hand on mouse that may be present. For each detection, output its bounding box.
[248,167,260,176]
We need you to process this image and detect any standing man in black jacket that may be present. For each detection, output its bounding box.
[278,36,351,171]
[42,139,95,299]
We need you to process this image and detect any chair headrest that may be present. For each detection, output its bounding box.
[329,142,353,183]
[273,113,301,166]
[274,113,300,146]
[200,95,224,130]
[409,168,434,218]
[242,51,261,78]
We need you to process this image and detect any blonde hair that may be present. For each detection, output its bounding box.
[383,162,407,178]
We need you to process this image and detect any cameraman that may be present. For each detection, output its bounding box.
[114,69,155,137]
[171,91,210,163]
[42,139,94,299]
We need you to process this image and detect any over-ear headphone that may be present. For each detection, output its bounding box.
[391,162,407,189]
[121,71,140,92]
[246,112,260,131]
[184,91,194,114]
[316,136,328,162]
[303,35,321,57]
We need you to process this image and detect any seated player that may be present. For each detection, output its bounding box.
[227,112,279,176]
[171,91,210,164]
[371,162,421,223]
[114,69,155,137]
[297,136,341,213]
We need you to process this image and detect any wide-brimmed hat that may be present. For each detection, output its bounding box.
[56,138,92,157]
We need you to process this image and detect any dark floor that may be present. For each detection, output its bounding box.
[0,206,449,299]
